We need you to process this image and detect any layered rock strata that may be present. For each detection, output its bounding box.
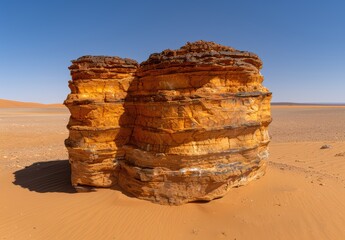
[118,41,271,204]
[64,56,138,187]
[64,41,272,205]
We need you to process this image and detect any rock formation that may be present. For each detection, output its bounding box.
[64,56,138,187]
[64,41,272,205]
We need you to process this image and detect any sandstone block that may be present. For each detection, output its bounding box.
[64,41,272,204]
[64,56,138,187]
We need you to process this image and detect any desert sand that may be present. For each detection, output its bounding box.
[1,104,345,239]
[0,99,64,108]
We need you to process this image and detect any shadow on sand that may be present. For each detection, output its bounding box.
[12,159,219,204]
[12,160,136,199]
[13,160,77,193]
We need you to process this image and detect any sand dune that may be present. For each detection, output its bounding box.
[1,106,345,239]
[0,98,64,108]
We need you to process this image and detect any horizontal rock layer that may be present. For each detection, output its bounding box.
[64,41,272,205]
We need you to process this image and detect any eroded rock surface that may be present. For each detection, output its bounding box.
[64,56,138,187]
[64,41,272,204]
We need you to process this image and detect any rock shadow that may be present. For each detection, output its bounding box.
[13,160,77,193]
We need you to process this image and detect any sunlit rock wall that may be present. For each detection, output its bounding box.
[64,56,138,187]
[118,41,271,204]
[64,41,272,205]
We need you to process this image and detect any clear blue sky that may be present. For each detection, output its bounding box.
[1,0,344,103]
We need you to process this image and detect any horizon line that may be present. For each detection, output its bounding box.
[1,98,345,106]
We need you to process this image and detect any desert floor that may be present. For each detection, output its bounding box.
[1,106,345,240]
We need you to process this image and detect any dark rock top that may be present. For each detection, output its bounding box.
[69,56,138,70]
[139,40,262,75]
[69,56,138,80]
[69,41,263,79]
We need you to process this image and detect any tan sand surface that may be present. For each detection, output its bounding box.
[1,106,345,239]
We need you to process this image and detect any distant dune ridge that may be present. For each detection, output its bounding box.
[0,98,63,108]
[271,102,345,106]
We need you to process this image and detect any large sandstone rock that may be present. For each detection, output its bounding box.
[64,41,272,205]
[64,56,138,187]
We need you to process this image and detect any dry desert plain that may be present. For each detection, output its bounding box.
[1,100,345,240]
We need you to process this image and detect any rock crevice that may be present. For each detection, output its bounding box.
[64,40,272,205]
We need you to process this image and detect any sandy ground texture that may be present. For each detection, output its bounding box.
[1,105,345,240]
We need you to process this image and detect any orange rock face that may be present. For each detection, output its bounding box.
[64,41,272,205]
[64,56,138,187]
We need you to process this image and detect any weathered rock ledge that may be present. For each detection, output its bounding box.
[64,40,272,205]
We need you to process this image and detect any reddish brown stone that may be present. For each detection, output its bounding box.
[64,41,272,204]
